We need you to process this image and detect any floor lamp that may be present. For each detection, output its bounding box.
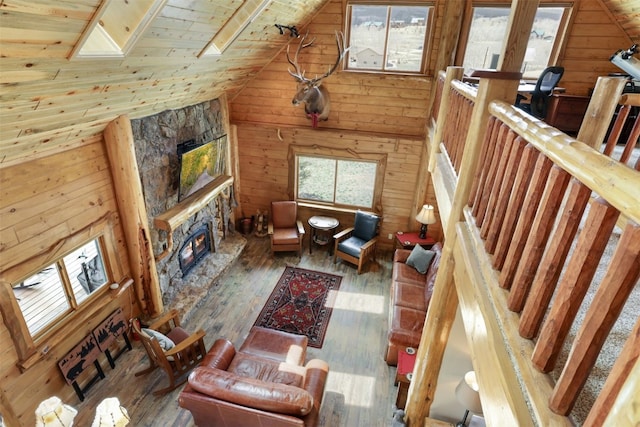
[455,371,483,427]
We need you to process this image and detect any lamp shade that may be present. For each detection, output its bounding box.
[415,204,436,225]
[92,397,130,427]
[455,371,483,415]
[35,396,77,427]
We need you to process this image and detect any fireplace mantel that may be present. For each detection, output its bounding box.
[154,175,234,260]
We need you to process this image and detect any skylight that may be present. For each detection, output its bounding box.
[71,0,167,58]
[200,0,272,57]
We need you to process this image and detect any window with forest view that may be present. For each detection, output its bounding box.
[462,6,568,79]
[296,155,377,209]
[346,2,433,73]
[12,238,108,337]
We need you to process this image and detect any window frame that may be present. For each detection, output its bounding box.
[0,216,121,369]
[289,145,386,214]
[344,0,437,76]
[455,2,573,77]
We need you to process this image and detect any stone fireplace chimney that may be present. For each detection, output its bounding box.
[130,99,237,307]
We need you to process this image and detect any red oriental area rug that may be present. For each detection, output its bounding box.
[253,267,342,348]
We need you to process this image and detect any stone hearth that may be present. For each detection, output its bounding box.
[130,99,244,317]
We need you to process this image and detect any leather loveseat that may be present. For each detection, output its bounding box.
[178,326,329,427]
[385,242,442,366]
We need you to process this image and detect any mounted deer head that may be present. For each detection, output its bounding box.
[286,31,348,127]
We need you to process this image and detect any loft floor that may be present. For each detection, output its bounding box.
[71,234,399,427]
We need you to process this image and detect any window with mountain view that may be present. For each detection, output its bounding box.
[346,3,434,74]
[461,6,570,79]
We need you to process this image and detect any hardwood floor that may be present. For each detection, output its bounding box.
[71,234,400,426]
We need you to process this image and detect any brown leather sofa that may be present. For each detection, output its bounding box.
[178,326,329,427]
[385,242,442,366]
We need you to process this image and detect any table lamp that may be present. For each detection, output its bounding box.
[415,204,436,239]
[91,397,130,427]
[35,396,77,427]
[454,371,482,427]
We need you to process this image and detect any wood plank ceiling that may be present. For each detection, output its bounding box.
[0,0,329,166]
[600,0,640,43]
[0,0,638,167]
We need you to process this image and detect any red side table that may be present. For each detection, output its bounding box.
[394,231,436,251]
[395,347,417,409]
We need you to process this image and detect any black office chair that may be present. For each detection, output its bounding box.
[516,66,564,119]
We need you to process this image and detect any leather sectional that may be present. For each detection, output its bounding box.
[385,242,442,366]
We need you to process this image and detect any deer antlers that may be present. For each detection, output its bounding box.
[286,31,348,85]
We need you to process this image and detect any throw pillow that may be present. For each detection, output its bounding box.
[142,328,175,351]
[406,245,435,274]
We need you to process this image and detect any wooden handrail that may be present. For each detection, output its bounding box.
[489,101,640,224]
[450,79,478,102]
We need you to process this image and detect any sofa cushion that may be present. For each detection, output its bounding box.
[406,245,435,274]
[228,353,304,387]
[188,367,314,416]
[392,281,427,311]
[393,262,427,287]
[387,305,425,348]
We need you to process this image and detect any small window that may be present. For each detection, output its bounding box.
[13,239,108,337]
[346,2,433,74]
[296,155,377,209]
[461,6,569,78]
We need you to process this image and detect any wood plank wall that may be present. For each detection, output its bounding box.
[230,0,440,246]
[562,0,635,95]
[234,123,435,249]
[0,139,137,425]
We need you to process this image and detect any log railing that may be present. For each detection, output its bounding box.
[409,69,640,426]
[441,80,476,175]
[468,102,639,424]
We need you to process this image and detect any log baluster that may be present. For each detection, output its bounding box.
[441,87,458,164]
[619,116,639,166]
[602,104,631,156]
[472,123,509,225]
[453,97,475,172]
[519,178,592,338]
[478,127,516,237]
[549,222,640,414]
[448,91,462,168]
[531,197,620,372]
[507,166,570,312]
[469,117,500,210]
[584,306,640,426]
[484,136,526,254]
[498,153,552,290]
[492,143,537,270]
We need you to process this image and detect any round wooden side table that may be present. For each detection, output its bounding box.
[308,216,339,255]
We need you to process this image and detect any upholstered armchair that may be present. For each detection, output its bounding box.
[333,210,381,274]
[268,201,305,256]
[132,309,207,395]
